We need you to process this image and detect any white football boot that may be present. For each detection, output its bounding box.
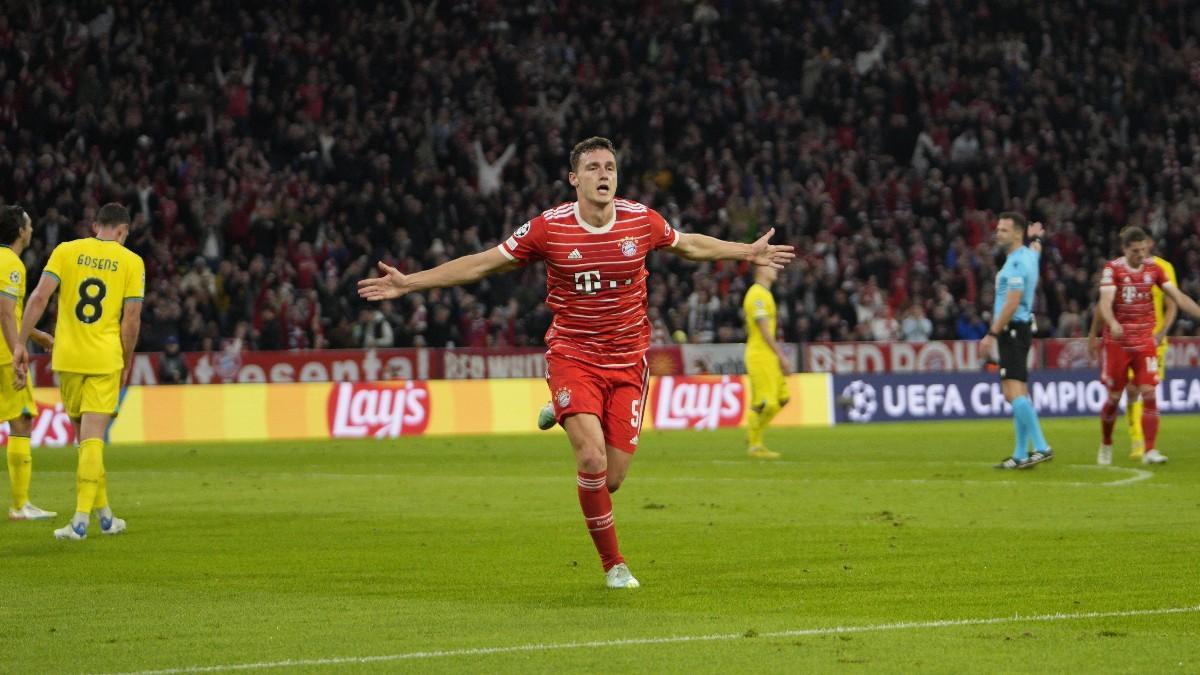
[8,502,57,521]
[605,563,640,589]
[1141,449,1168,465]
[99,514,127,535]
[1097,444,1112,466]
[54,522,87,541]
[537,402,556,430]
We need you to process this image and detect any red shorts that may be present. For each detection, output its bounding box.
[1101,342,1159,390]
[546,353,649,454]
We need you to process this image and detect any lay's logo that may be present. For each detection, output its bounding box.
[326,382,431,438]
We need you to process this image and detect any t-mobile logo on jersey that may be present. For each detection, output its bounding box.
[574,270,602,295]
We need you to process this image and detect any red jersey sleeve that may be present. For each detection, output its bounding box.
[497,215,547,264]
[647,209,680,250]
[1099,262,1116,288]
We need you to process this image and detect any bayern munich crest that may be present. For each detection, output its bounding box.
[555,386,572,408]
[620,238,637,257]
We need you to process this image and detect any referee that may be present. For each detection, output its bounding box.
[978,213,1053,469]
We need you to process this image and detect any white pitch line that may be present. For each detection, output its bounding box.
[706,462,1157,488]
[111,604,1200,675]
[38,467,1161,489]
[1078,465,1156,486]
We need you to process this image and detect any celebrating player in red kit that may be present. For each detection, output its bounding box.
[359,137,794,588]
[1095,226,1200,465]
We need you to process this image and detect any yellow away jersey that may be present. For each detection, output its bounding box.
[43,238,145,374]
[0,245,26,366]
[743,282,777,353]
[1148,256,1177,334]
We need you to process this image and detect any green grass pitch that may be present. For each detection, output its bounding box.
[4,418,1199,673]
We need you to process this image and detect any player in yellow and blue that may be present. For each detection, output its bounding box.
[977,213,1051,469]
[1086,238,1177,462]
[0,206,57,521]
[13,203,145,540]
[743,265,790,460]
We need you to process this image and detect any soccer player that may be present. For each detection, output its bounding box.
[978,213,1052,469]
[1087,236,1177,461]
[743,265,790,460]
[1093,226,1200,466]
[13,203,145,540]
[360,137,794,588]
[0,206,57,521]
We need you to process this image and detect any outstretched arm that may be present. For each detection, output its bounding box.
[672,227,795,269]
[358,247,519,301]
[1162,282,1200,320]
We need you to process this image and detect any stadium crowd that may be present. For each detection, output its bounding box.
[2,0,1199,355]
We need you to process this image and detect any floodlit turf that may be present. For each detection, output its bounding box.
[3,417,1199,673]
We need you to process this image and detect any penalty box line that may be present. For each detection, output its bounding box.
[114,604,1200,674]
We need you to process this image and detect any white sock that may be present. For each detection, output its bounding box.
[71,511,90,529]
[96,506,114,521]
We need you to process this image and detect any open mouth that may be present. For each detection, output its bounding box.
[597,184,610,195]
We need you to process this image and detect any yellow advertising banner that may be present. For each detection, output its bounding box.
[4,375,831,446]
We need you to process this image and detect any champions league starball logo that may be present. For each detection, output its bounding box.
[839,380,878,423]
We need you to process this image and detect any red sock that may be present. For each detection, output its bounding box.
[1142,396,1160,450]
[577,471,623,571]
[1100,400,1119,445]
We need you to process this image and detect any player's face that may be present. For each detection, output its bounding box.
[570,149,618,206]
[995,219,1016,248]
[19,214,32,248]
[759,266,779,286]
[1123,240,1150,267]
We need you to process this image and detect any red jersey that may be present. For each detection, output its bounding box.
[498,199,680,368]
[1100,257,1170,351]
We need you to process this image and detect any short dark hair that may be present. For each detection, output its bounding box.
[997,211,1027,232]
[1120,226,1150,247]
[96,202,131,228]
[0,205,29,245]
[570,136,617,172]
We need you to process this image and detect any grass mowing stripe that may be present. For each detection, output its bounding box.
[112,604,1200,675]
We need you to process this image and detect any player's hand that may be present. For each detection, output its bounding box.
[1088,335,1101,360]
[1108,322,1124,338]
[1153,330,1166,346]
[11,345,28,390]
[749,228,796,270]
[777,353,793,376]
[358,262,410,301]
[1027,221,1045,239]
[32,330,53,352]
[978,333,995,359]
